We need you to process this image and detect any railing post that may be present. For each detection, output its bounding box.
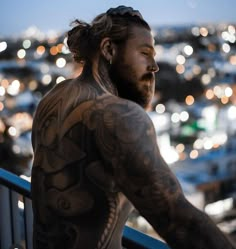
[11,191,22,245]
[0,185,13,249]
[24,197,33,249]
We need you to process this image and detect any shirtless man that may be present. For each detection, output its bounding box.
[31,5,235,249]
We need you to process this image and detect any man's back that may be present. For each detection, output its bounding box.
[31,78,133,249]
[31,5,235,249]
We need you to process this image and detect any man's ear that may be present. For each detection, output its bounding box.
[100,37,116,63]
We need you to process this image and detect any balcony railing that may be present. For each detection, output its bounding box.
[0,168,170,249]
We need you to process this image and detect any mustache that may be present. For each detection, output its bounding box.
[141,73,154,81]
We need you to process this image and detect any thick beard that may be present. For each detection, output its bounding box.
[109,63,153,109]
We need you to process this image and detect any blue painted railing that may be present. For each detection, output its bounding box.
[0,168,170,249]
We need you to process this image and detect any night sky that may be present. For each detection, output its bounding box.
[1,0,236,37]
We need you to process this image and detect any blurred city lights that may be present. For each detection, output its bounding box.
[7,80,20,96]
[203,138,213,150]
[222,29,236,43]
[201,74,211,85]
[190,149,199,159]
[56,57,66,68]
[208,68,216,78]
[56,43,63,53]
[155,103,165,114]
[183,45,194,56]
[61,44,70,54]
[185,95,194,105]
[200,27,208,37]
[22,39,31,49]
[1,79,9,88]
[0,119,6,133]
[205,89,214,100]
[12,144,21,154]
[192,65,201,75]
[0,41,7,53]
[18,200,24,210]
[0,86,6,96]
[228,25,236,34]
[8,126,17,137]
[171,112,180,123]
[221,96,229,104]
[56,76,66,84]
[205,198,233,216]
[36,45,46,55]
[213,85,223,98]
[208,43,217,52]
[193,139,204,150]
[42,74,52,85]
[17,49,26,59]
[176,143,185,153]
[28,80,38,90]
[50,46,58,55]
[228,106,236,120]
[176,64,185,74]
[40,63,50,74]
[176,54,186,65]
[180,111,189,122]
[62,37,71,54]
[0,102,4,111]
[225,87,233,97]
[191,26,200,36]
[222,43,231,53]
[229,55,236,65]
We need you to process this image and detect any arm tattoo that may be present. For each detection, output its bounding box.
[85,95,235,249]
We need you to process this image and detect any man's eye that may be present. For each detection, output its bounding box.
[142,51,149,56]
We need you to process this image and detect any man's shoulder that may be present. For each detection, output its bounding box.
[96,94,142,110]
[42,78,73,98]
[37,79,72,103]
[95,94,146,116]
[91,95,152,131]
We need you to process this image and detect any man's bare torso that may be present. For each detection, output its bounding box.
[31,78,133,249]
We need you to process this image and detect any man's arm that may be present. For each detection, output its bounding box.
[94,96,234,249]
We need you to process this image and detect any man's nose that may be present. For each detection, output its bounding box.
[148,62,159,73]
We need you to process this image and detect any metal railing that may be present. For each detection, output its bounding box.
[0,168,170,249]
[0,168,32,249]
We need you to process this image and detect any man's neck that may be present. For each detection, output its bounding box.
[91,57,118,96]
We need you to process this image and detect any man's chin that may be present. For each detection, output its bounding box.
[136,97,152,110]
